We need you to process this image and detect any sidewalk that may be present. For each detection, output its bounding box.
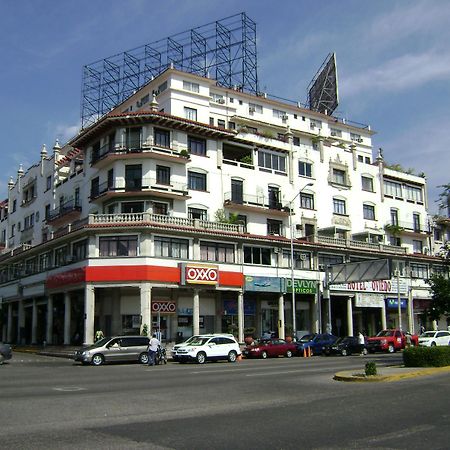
[334,365,450,382]
[12,345,79,359]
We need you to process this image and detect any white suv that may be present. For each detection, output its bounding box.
[171,333,234,361]
[175,334,241,364]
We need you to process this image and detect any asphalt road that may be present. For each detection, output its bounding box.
[1,352,449,449]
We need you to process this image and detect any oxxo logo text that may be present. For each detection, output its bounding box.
[151,301,176,314]
[185,265,219,285]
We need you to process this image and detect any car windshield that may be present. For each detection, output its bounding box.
[376,330,394,337]
[421,332,435,338]
[186,337,211,346]
[299,334,315,343]
[89,337,111,348]
[334,337,347,344]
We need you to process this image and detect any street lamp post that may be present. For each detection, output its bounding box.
[289,182,314,339]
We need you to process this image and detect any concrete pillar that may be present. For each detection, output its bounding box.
[238,290,244,343]
[432,320,438,331]
[46,295,54,344]
[278,294,285,339]
[84,284,95,345]
[7,303,13,342]
[111,289,121,335]
[193,289,200,336]
[31,299,38,344]
[347,297,353,336]
[381,302,387,330]
[407,290,414,334]
[140,283,152,336]
[311,291,319,333]
[215,291,222,333]
[63,293,71,345]
[18,300,25,344]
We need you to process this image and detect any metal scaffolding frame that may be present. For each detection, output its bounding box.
[81,12,258,128]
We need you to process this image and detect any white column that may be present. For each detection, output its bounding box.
[407,290,414,334]
[46,295,54,344]
[31,299,38,344]
[18,300,25,344]
[193,289,200,336]
[7,303,13,342]
[381,302,387,330]
[278,294,285,339]
[347,297,353,336]
[63,293,71,345]
[432,320,438,331]
[311,291,319,333]
[84,284,95,345]
[140,283,151,336]
[237,290,244,343]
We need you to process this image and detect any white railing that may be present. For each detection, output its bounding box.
[315,236,407,254]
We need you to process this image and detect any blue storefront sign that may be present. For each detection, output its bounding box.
[386,298,407,309]
[223,299,256,315]
[244,276,282,293]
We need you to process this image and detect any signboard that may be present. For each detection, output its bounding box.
[180,263,219,285]
[329,259,391,284]
[284,279,317,295]
[386,298,407,310]
[151,300,177,314]
[223,299,256,315]
[355,293,385,308]
[244,276,282,293]
[332,278,408,295]
[46,268,85,289]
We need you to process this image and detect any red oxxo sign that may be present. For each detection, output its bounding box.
[181,263,219,285]
[151,300,177,314]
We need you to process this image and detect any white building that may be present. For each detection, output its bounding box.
[0,68,446,345]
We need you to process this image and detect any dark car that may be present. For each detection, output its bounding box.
[323,336,367,356]
[0,342,12,364]
[243,338,297,359]
[295,333,337,356]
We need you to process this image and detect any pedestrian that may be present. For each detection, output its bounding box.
[420,325,425,335]
[147,333,160,366]
[358,331,365,356]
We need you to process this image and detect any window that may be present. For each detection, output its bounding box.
[74,187,80,207]
[153,202,168,215]
[389,236,401,246]
[384,180,402,197]
[188,171,206,191]
[46,176,52,191]
[211,93,224,103]
[228,122,236,130]
[188,136,206,156]
[299,161,312,178]
[39,252,52,271]
[154,128,170,148]
[318,254,344,268]
[90,177,99,198]
[267,219,282,236]
[293,136,300,146]
[125,127,142,150]
[249,103,263,114]
[300,193,314,210]
[54,246,68,266]
[125,164,142,190]
[330,128,342,137]
[154,236,189,258]
[332,168,346,185]
[200,242,234,263]
[405,185,423,202]
[413,213,421,232]
[268,186,281,209]
[258,150,286,172]
[10,224,15,237]
[361,176,373,192]
[217,119,225,129]
[209,117,214,126]
[282,250,311,269]
[273,109,286,119]
[363,204,376,220]
[310,119,322,129]
[188,207,207,220]
[12,199,17,213]
[73,239,88,261]
[333,198,346,215]
[231,179,244,204]
[358,155,364,162]
[156,165,171,185]
[410,263,428,278]
[390,209,399,226]
[184,107,197,121]
[183,80,199,92]
[45,204,50,220]
[243,246,271,265]
[107,168,114,189]
[413,240,423,253]
[350,133,361,142]
[99,236,138,257]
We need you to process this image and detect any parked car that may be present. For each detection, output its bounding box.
[171,333,234,361]
[418,330,450,347]
[175,334,241,364]
[367,329,419,353]
[73,335,150,366]
[323,336,367,356]
[0,342,12,364]
[243,338,297,359]
[295,333,338,356]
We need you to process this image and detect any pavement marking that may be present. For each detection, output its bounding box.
[52,386,87,392]
[356,424,435,445]
[190,368,249,374]
[245,369,306,377]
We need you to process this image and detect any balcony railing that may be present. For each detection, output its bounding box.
[384,221,430,234]
[47,199,82,222]
[310,235,407,254]
[224,192,283,211]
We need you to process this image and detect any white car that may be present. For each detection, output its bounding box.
[175,334,241,364]
[418,330,450,347]
[171,333,234,360]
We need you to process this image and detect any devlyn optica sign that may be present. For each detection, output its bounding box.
[244,276,317,294]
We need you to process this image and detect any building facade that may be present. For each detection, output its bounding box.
[0,68,447,345]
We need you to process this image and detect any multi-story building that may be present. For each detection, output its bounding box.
[0,67,446,345]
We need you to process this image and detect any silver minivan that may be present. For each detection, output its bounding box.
[74,336,150,366]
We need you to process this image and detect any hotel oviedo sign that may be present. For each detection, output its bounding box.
[284,279,317,295]
[180,263,219,285]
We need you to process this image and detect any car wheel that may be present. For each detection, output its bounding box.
[387,344,395,353]
[286,350,293,358]
[139,352,149,364]
[91,354,104,366]
[196,352,207,364]
[0,354,4,365]
[228,351,237,362]
[261,351,268,359]
[431,342,436,347]
[341,349,348,356]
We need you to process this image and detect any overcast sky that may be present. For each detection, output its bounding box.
[1,0,448,214]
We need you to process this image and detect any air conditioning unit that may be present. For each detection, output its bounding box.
[249,107,256,113]
[217,98,225,104]
[318,264,325,271]
[357,138,363,143]
[299,253,307,261]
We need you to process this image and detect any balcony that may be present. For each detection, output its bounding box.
[47,199,82,226]
[90,140,190,168]
[384,221,430,236]
[90,178,190,202]
[224,192,288,217]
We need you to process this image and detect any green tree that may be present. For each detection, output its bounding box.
[427,274,450,320]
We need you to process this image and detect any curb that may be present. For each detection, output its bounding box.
[334,365,450,382]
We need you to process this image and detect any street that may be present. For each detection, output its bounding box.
[1,353,449,449]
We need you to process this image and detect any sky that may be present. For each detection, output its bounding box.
[0,0,449,214]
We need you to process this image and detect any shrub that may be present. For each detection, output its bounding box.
[403,346,450,367]
[365,361,377,376]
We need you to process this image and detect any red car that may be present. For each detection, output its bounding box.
[243,338,297,359]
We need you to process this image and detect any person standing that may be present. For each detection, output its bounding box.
[148,333,160,366]
[358,331,365,356]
